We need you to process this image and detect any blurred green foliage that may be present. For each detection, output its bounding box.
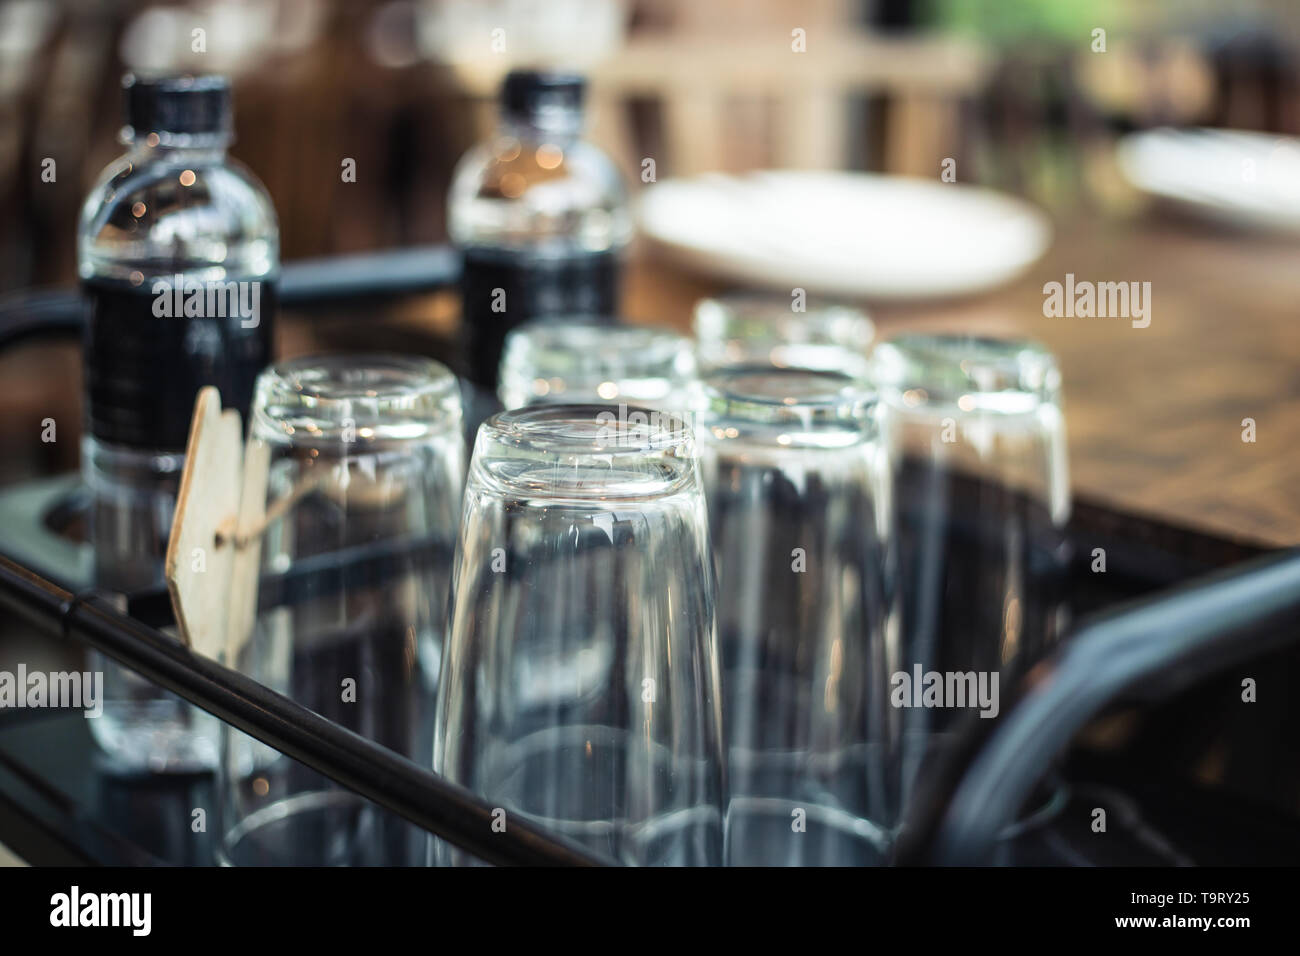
[925,0,1132,42]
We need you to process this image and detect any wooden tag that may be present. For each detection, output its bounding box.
[165,387,268,663]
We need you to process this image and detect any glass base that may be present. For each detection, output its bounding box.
[219,790,428,866]
[725,797,893,866]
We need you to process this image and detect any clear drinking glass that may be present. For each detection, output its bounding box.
[434,403,725,866]
[219,354,465,865]
[693,295,875,376]
[872,334,1070,822]
[697,367,896,866]
[497,320,697,413]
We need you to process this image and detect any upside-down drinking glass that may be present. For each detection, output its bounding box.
[434,403,725,865]
[219,354,465,865]
[693,295,875,376]
[872,335,1071,825]
[697,367,896,866]
[497,320,697,413]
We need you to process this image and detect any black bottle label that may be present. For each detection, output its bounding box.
[459,247,620,388]
[83,275,277,449]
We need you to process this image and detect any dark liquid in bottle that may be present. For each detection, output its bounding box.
[459,247,619,389]
[83,276,277,450]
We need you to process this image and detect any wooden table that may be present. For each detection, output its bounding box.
[623,212,1300,549]
[26,206,1281,550]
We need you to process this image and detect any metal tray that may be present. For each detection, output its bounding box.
[1,472,1294,866]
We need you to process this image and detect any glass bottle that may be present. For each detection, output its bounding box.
[77,73,279,772]
[448,69,631,389]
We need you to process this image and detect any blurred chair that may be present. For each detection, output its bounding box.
[426,0,989,178]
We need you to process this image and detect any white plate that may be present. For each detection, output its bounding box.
[637,171,1053,301]
[1117,127,1300,234]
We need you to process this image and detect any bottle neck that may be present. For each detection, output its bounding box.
[501,115,582,147]
[126,134,231,164]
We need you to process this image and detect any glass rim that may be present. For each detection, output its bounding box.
[471,403,701,501]
[260,352,458,396]
[481,402,695,453]
[698,366,877,429]
[872,334,1061,410]
[252,353,461,440]
[501,321,695,372]
[499,321,698,409]
[693,295,875,346]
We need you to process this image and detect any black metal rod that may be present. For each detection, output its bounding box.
[0,554,610,867]
[925,546,1300,865]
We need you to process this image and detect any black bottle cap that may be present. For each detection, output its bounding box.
[501,70,585,130]
[122,73,232,141]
